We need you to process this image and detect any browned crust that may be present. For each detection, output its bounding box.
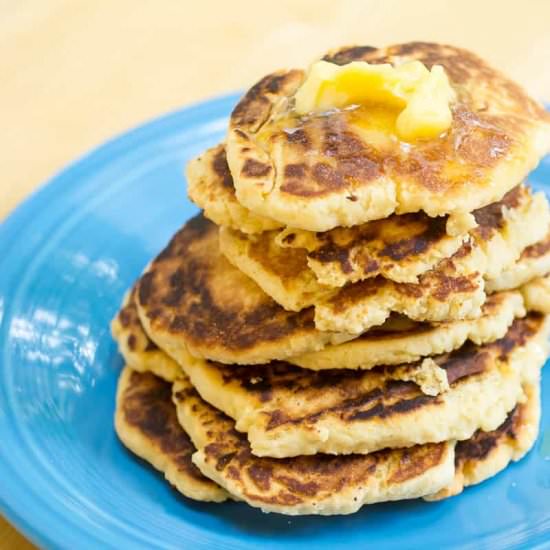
[455,401,523,463]
[201,314,543,432]
[119,370,207,483]
[116,287,160,352]
[174,385,448,507]
[325,242,480,312]
[211,147,234,190]
[231,70,304,131]
[308,213,448,272]
[521,232,550,259]
[136,214,321,354]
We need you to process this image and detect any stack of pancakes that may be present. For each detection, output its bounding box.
[112,43,550,515]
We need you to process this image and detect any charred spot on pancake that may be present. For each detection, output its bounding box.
[379,215,447,261]
[431,273,479,301]
[474,185,523,238]
[118,306,133,328]
[309,243,355,274]
[144,339,159,352]
[389,443,446,484]
[441,346,489,385]
[231,70,303,129]
[120,370,207,480]
[247,463,273,491]
[211,147,234,189]
[395,282,424,298]
[326,278,382,312]
[493,313,543,359]
[456,404,521,463]
[282,232,296,245]
[348,394,438,421]
[521,234,550,259]
[284,163,307,179]
[127,334,137,351]
[241,159,272,178]
[323,45,378,65]
[138,271,155,306]
[285,128,311,147]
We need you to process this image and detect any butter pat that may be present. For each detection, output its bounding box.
[294,60,455,141]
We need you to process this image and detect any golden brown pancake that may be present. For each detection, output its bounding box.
[177,314,549,458]
[286,184,547,286]
[218,225,336,311]
[314,242,486,334]
[426,380,540,501]
[226,43,550,232]
[197,144,548,288]
[487,231,550,292]
[219,187,548,330]
[172,376,455,515]
[114,366,228,502]
[135,214,354,365]
[187,144,282,234]
[290,290,525,371]
[112,288,182,381]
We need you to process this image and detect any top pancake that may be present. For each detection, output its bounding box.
[226,43,550,231]
[136,214,354,365]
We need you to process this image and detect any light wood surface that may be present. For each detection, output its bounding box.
[2,0,550,547]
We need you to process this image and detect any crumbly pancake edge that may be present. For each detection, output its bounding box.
[314,243,487,334]
[290,290,525,370]
[111,289,183,382]
[487,232,550,292]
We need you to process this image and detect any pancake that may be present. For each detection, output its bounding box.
[275,184,549,285]
[426,380,540,501]
[187,144,282,234]
[314,242,486,334]
[114,366,228,502]
[486,231,550,292]
[172,376,455,515]
[521,274,550,313]
[290,290,525,371]
[177,314,549,458]
[112,288,182,381]
[222,223,487,328]
[226,43,550,232]
[136,214,355,365]
[219,188,547,328]
[218,226,336,311]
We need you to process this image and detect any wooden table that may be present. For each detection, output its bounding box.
[2,0,550,546]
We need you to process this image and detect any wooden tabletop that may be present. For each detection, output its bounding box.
[2,0,550,546]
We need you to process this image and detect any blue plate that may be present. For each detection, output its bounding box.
[1,94,550,550]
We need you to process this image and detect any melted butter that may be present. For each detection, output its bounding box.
[293,60,455,141]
